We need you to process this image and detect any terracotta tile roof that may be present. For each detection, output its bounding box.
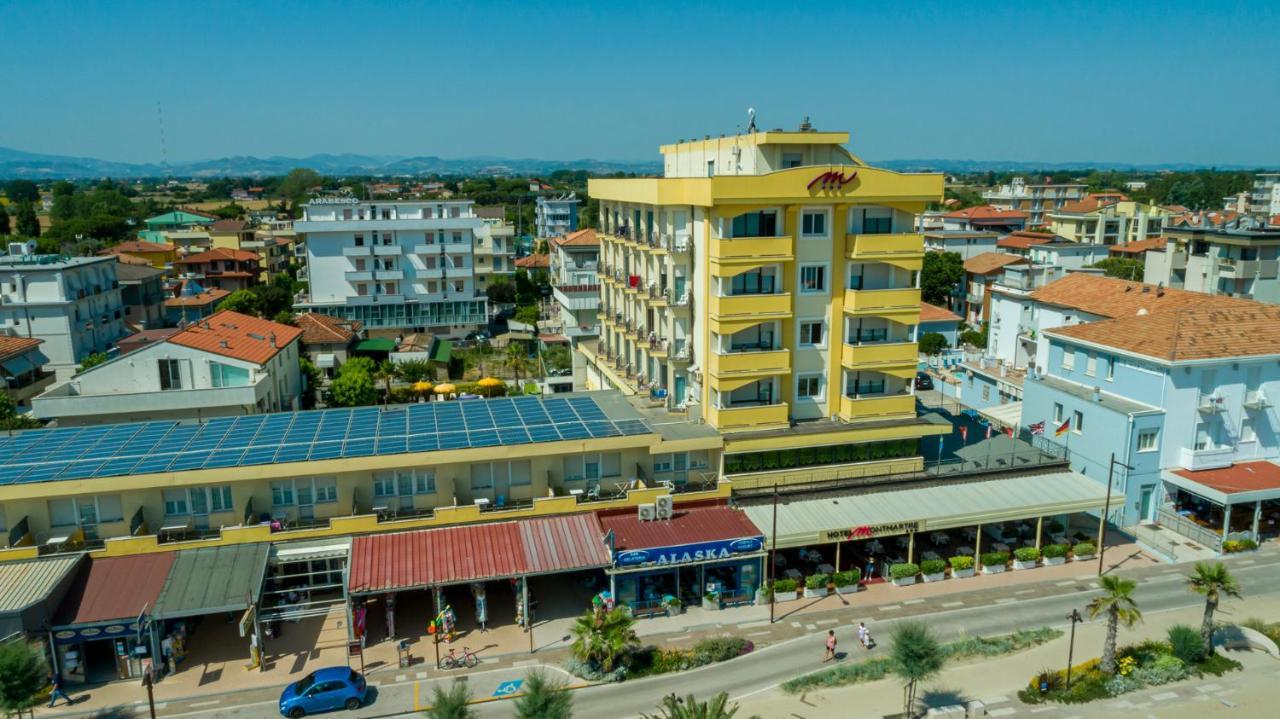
[164,287,229,307]
[1029,273,1251,319]
[1109,237,1168,254]
[1269,215,1280,227]
[210,219,248,232]
[0,336,42,362]
[168,310,302,365]
[474,206,506,220]
[944,205,1028,220]
[108,240,176,254]
[112,261,167,282]
[111,253,154,266]
[295,312,362,345]
[551,229,599,247]
[1046,305,1280,362]
[1173,461,1280,494]
[919,302,962,323]
[997,231,1057,249]
[117,328,180,354]
[1056,197,1118,214]
[964,251,1027,275]
[176,247,260,264]
[599,505,762,552]
[515,253,550,269]
[55,554,176,626]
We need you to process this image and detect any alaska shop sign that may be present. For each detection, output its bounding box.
[613,537,765,568]
[822,521,921,543]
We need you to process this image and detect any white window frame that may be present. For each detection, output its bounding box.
[1136,429,1159,452]
[1053,402,1064,423]
[798,264,828,294]
[1073,410,1084,434]
[800,210,828,238]
[1061,348,1075,371]
[796,373,824,401]
[797,319,826,349]
[1085,352,1097,377]
[564,453,622,482]
[1105,356,1115,381]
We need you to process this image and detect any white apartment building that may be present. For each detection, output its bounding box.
[473,207,516,292]
[982,177,1087,227]
[535,193,580,238]
[294,198,488,333]
[0,245,128,380]
[1144,225,1280,304]
[1249,173,1280,217]
[33,310,302,426]
[550,229,601,342]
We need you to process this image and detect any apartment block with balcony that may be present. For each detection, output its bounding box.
[174,247,264,292]
[535,193,579,239]
[1248,173,1280,217]
[550,229,601,342]
[293,199,487,333]
[0,336,53,410]
[1143,225,1280,303]
[1047,196,1174,245]
[982,176,1088,227]
[1020,303,1280,542]
[473,206,517,291]
[587,124,948,481]
[0,248,128,381]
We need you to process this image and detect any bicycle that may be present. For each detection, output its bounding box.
[439,646,479,669]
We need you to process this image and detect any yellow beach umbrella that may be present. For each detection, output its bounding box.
[477,377,503,388]
[434,383,457,395]
[413,381,433,393]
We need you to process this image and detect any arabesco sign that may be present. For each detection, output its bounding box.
[613,536,765,568]
[821,521,920,543]
[807,170,858,191]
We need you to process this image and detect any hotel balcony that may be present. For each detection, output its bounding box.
[343,246,372,257]
[841,341,918,370]
[1179,445,1235,472]
[838,393,916,422]
[708,348,791,381]
[372,244,402,256]
[843,288,921,321]
[375,269,404,281]
[845,233,925,266]
[710,235,794,265]
[1218,258,1279,279]
[344,270,373,282]
[709,292,792,322]
[706,402,790,433]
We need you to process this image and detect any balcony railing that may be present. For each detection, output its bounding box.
[1179,445,1234,471]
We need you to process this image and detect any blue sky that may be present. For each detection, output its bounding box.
[2,1,1277,166]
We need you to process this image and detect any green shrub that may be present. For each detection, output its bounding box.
[1133,653,1187,686]
[1242,617,1280,644]
[1196,653,1242,676]
[691,637,751,664]
[832,570,859,587]
[920,559,947,575]
[773,578,798,594]
[1222,538,1258,553]
[981,551,1009,567]
[949,555,974,570]
[805,573,830,590]
[1041,543,1069,559]
[1014,547,1041,562]
[1167,624,1204,665]
[781,656,894,692]
[1072,542,1096,556]
[890,563,919,580]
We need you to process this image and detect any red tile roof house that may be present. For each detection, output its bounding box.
[942,205,1029,233]
[174,248,264,292]
[32,311,304,426]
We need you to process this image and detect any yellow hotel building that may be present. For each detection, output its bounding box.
[586,126,949,473]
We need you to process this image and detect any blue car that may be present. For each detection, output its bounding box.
[279,667,367,717]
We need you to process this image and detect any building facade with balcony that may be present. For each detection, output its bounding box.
[1047,197,1174,245]
[0,250,128,381]
[550,229,601,342]
[586,125,948,474]
[174,248,264,293]
[473,206,517,292]
[1248,173,1280,217]
[31,310,303,427]
[535,193,579,239]
[293,199,488,333]
[0,336,53,410]
[982,177,1088,227]
[1143,225,1280,303]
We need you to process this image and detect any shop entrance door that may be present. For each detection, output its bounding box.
[678,566,702,605]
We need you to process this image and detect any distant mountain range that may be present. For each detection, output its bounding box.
[0,146,1268,179]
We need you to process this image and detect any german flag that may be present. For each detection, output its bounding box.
[1054,419,1071,437]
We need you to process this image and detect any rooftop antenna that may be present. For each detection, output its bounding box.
[156,101,171,179]
[746,107,757,133]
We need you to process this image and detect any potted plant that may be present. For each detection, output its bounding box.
[663,595,683,616]
[1041,543,1069,566]
[920,559,947,582]
[1222,538,1259,553]
[803,573,831,598]
[1071,542,1096,561]
[702,591,720,611]
[832,570,860,595]
[770,578,799,602]
[981,551,1009,574]
[890,562,919,586]
[949,554,975,579]
[1013,547,1040,570]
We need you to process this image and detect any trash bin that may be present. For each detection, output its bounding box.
[397,639,412,668]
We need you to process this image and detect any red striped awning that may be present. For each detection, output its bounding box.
[348,514,610,594]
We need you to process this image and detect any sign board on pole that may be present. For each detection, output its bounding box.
[238,607,254,638]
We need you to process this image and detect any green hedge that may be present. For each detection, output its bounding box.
[723,438,920,474]
[1223,538,1258,553]
[920,559,947,575]
[1072,542,1096,556]
[1042,543,1069,559]
[949,555,974,570]
[890,563,919,580]
[805,573,830,590]
[772,578,798,593]
[1014,547,1041,562]
[832,570,859,587]
[981,551,1009,567]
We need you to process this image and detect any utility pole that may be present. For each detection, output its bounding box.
[142,668,157,719]
[1064,609,1083,689]
[769,484,779,624]
[1098,453,1133,576]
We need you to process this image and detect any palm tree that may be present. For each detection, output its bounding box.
[1187,561,1242,657]
[424,678,475,719]
[569,607,638,673]
[513,669,573,719]
[641,692,745,719]
[1087,575,1143,674]
[507,343,534,385]
[375,359,398,401]
[889,621,945,719]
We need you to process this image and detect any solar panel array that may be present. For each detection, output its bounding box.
[0,396,651,485]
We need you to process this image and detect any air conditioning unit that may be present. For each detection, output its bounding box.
[637,503,657,522]
[655,495,673,520]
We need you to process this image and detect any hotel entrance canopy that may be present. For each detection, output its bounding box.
[153,543,270,620]
[742,471,1109,549]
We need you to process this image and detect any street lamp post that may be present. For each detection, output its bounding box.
[769,484,778,624]
[1098,453,1134,576]
[1064,609,1083,689]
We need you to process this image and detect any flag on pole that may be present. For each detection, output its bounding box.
[1055,419,1071,437]
[985,424,993,440]
[1029,421,1045,435]
[1006,426,1015,438]
[960,425,968,443]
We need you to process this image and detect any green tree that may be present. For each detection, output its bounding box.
[0,393,41,431]
[1087,575,1142,674]
[14,201,39,237]
[272,310,297,326]
[340,356,376,377]
[486,277,517,304]
[279,168,323,206]
[918,332,948,356]
[889,621,945,719]
[209,203,245,220]
[569,607,638,673]
[1186,561,1241,658]
[513,669,573,719]
[328,368,377,407]
[423,678,476,719]
[506,343,535,383]
[216,289,262,315]
[298,357,321,410]
[641,692,744,719]
[395,359,433,383]
[920,251,964,306]
[4,180,39,204]
[375,359,399,398]
[513,269,538,306]
[0,639,47,714]
[1089,257,1144,281]
[250,284,294,318]
[514,305,540,326]
[0,206,10,236]
[78,351,109,371]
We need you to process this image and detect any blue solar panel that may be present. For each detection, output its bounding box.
[274,443,311,463]
[375,435,407,455]
[342,437,375,458]
[408,433,439,452]
[308,441,343,461]
[438,432,468,450]
[240,445,280,466]
[557,422,591,440]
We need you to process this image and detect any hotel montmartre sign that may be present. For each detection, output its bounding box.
[807,170,858,191]
[821,521,921,543]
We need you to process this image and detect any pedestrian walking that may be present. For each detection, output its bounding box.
[823,630,837,662]
[48,673,71,708]
[857,621,868,650]
[864,556,876,584]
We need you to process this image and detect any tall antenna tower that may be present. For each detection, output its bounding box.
[156,101,171,179]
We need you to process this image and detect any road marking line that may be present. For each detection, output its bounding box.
[396,674,407,682]
[817,618,838,625]
[416,671,428,679]
[878,605,901,611]
[1014,589,1035,595]
[1237,559,1256,565]
[979,695,1008,705]
[902,599,925,605]
[1029,707,1055,714]
[1055,580,1077,586]
[1151,691,1178,701]
[804,624,817,630]
[747,630,771,637]
[1196,683,1223,693]
[188,700,220,707]
[988,709,1016,717]
[995,598,1017,604]
[790,621,802,627]
[942,601,964,608]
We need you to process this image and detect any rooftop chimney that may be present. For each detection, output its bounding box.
[269,332,277,348]
[799,116,812,132]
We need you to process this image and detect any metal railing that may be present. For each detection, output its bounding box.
[1156,507,1223,550]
